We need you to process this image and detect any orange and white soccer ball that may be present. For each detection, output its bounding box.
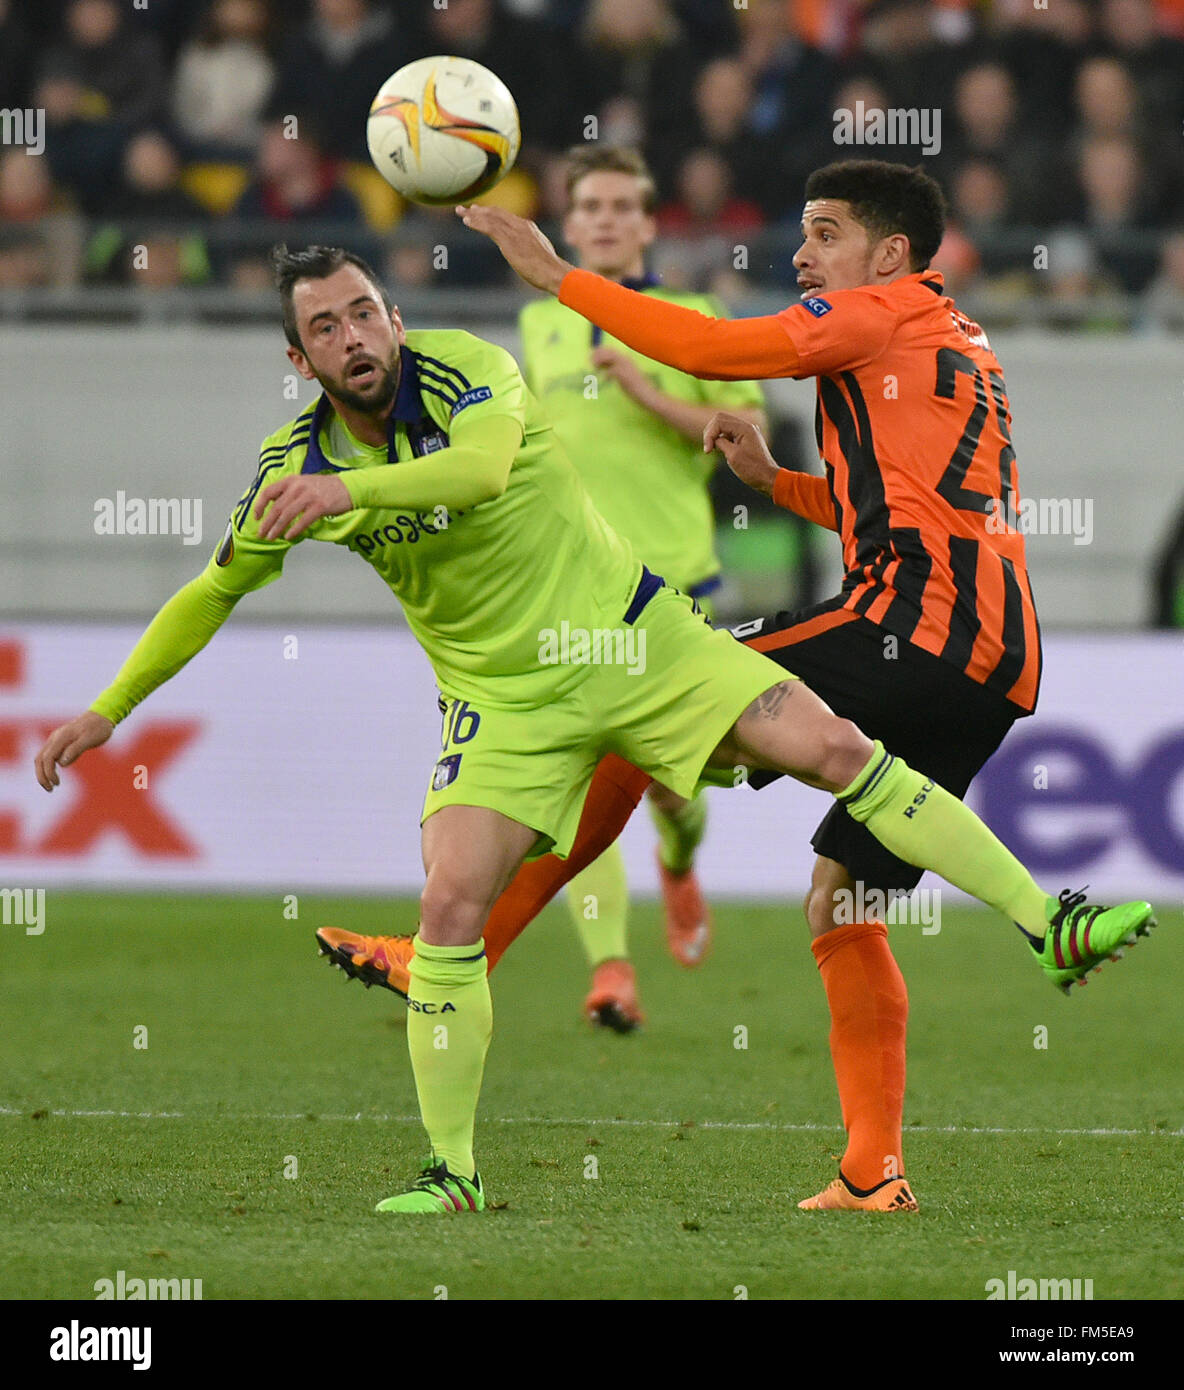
[367,56,521,205]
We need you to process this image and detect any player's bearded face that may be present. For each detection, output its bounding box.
[320,343,400,413]
[291,266,404,415]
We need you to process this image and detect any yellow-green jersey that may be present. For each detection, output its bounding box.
[91,329,645,720]
[518,282,765,597]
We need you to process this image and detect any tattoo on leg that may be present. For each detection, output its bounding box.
[750,681,795,720]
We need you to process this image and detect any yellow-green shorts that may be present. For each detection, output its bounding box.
[421,579,792,858]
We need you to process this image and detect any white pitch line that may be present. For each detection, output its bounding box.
[0,1105,1179,1138]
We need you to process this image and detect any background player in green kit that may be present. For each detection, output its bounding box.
[36,244,1154,1218]
[519,147,767,1030]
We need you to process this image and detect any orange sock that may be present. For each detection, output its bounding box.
[811,921,908,1191]
[482,754,652,971]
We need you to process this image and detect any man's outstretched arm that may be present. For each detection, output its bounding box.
[457,205,801,381]
[34,572,241,790]
[34,531,286,791]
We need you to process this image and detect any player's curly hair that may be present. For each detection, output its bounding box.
[270,244,394,350]
[804,160,947,270]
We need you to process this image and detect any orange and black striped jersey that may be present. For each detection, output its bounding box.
[559,268,1041,712]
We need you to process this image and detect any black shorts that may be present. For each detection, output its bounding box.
[734,604,1025,892]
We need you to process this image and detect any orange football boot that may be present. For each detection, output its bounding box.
[583,959,644,1033]
[316,928,414,999]
[657,857,712,968]
[798,1175,919,1212]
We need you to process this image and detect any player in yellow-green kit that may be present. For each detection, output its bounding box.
[35,244,1152,1217]
[519,146,767,1030]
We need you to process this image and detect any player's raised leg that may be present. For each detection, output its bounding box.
[375,803,538,1215]
[710,680,1155,980]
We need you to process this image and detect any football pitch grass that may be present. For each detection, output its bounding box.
[1,893,1180,1302]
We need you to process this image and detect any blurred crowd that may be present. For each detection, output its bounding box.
[2,0,1184,324]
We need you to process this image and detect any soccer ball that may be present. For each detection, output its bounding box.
[367,56,521,206]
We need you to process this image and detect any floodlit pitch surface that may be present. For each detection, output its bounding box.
[1,894,1179,1301]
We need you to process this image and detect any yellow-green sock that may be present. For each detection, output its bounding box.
[565,841,628,966]
[840,741,1051,935]
[650,793,708,875]
[406,935,492,1179]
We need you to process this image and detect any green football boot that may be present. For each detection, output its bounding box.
[375,1161,485,1214]
[1030,888,1156,993]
